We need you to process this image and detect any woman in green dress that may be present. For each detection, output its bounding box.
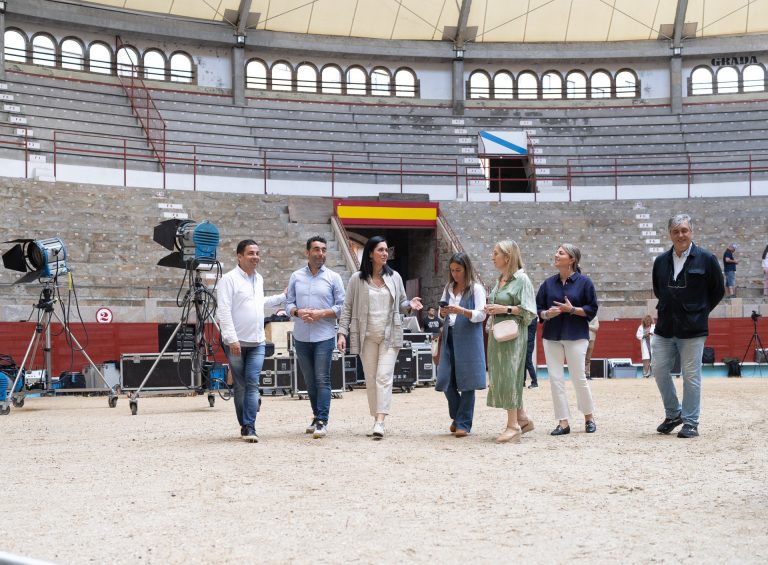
[484,240,538,444]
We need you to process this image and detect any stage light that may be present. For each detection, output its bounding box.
[153,219,220,270]
[2,237,69,283]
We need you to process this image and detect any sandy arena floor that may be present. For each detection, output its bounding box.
[1,378,767,564]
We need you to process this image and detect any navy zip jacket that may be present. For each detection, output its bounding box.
[652,242,724,339]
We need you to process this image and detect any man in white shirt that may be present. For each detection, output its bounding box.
[217,240,285,442]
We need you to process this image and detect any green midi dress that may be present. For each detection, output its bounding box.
[486,270,537,410]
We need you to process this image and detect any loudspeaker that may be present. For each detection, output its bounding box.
[702,347,715,364]
[120,353,194,390]
[157,323,196,352]
[589,358,608,379]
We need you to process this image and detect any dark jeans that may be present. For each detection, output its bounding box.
[443,327,475,432]
[524,318,538,385]
[225,343,265,428]
[293,337,335,423]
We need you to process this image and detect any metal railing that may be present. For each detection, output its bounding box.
[114,36,167,177]
[30,129,768,201]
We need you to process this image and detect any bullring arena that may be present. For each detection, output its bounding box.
[1,1,768,563]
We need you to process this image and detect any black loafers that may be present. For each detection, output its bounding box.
[677,424,699,438]
[656,416,683,434]
[550,424,571,436]
[585,420,597,433]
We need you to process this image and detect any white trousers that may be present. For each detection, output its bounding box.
[543,339,595,421]
[360,336,399,416]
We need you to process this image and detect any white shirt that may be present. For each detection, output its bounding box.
[217,266,285,345]
[440,282,487,327]
[672,243,692,279]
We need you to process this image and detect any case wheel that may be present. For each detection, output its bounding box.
[129,400,138,415]
[108,396,118,408]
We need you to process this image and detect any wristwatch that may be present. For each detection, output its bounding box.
[507,306,512,315]
[570,306,576,314]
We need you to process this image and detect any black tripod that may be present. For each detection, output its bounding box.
[740,311,765,376]
[128,269,222,415]
[0,282,119,416]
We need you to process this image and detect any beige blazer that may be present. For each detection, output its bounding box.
[337,270,412,354]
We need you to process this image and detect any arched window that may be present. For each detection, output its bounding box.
[468,71,490,99]
[566,71,587,99]
[321,65,342,94]
[169,52,193,83]
[590,70,612,98]
[394,68,417,97]
[690,66,713,95]
[716,67,739,94]
[32,34,56,67]
[371,67,392,96]
[116,45,139,77]
[60,38,84,70]
[271,61,293,91]
[542,71,563,99]
[517,71,538,99]
[4,29,27,63]
[143,50,166,81]
[246,59,268,89]
[88,42,112,74]
[615,69,638,98]
[346,66,367,95]
[493,72,513,99]
[743,64,766,92]
[296,63,318,93]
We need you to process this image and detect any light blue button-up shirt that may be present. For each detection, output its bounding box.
[285,264,345,343]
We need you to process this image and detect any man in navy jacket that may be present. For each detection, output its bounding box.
[651,213,724,438]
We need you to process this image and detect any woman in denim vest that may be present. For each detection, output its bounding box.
[435,253,487,437]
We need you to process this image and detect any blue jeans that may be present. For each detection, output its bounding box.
[444,328,475,432]
[524,318,538,385]
[225,344,265,428]
[652,335,706,426]
[725,270,735,288]
[293,337,335,423]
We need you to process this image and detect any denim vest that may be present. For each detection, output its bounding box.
[435,289,487,392]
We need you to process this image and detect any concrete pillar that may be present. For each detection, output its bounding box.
[231,46,245,106]
[452,58,465,115]
[0,11,6,80]
[670,56,682,114]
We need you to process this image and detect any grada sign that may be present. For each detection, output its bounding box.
[710,56,759,66]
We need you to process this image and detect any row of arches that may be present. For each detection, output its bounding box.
[3,29,194,83]
[468,69,640,99]
[246,59,418,97]
[689,64,767,95]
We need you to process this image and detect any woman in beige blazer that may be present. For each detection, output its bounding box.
[337,236,422,439]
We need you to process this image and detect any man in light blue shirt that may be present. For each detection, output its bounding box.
[286,236,345,438]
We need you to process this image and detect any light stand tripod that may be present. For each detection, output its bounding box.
[0,281,119,416]
[128,268,222,415]
[740,311,765,377]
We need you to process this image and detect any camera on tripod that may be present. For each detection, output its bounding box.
[751,310,762,322]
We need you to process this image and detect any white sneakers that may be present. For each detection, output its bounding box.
[372,422,385,439]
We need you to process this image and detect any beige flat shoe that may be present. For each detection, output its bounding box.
[519,419,535,434]
[495,425,522,444]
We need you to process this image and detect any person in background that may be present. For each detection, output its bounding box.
[636,315,655,378]
[536,243,599,437]
[337,236,423,439]
[523,317,539,389]
[435,253,486,438]
[652,214,724,438]
[484,240,537,444]
[762,245,768,297]
[723,243,739,298]
[584,316,599,380]
[218,240,286,443]
[424,306,443,336]
[286,236,345,439]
